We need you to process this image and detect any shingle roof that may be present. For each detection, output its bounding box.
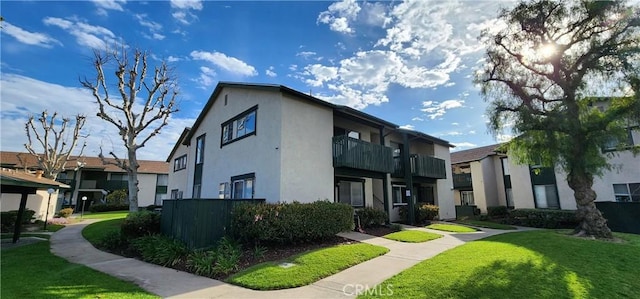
[450,144,504,164]
[1,168,70,189]
[0,151,169,174]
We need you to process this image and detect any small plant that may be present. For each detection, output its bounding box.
[187,250,217,277]
[120,210,161,239]
[390,224,403,232]
[355,207,388,228]
[106,189,128,205]
[57,208,74,218]
[99,230,129,251]
[213,236,242,275]
[251,244,268,260]
[131,235,189,267]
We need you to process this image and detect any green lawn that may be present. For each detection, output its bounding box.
[2,241,158,298]
[80,211,129,220]
[383,230,442,243]
[228,243,389,290]
[360,230,640,298]
[426,223,478,233]
[82,218,125,246]
[1,233,52,240]
[454,220,517,230]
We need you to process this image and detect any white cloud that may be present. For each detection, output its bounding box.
[451,122,460,126]
[421,99,465,119]
[304,64,338,87]
[43,17,119,49]
[440,131,463,136]
[0,73,194,161]
[412,117,424,121]
[361,2,391,27]
[468,130,476,134]
[167,56,182,62]
[152,33,165,40]
[190,50,257,77]
[297,51,317,59]
[170,0,203,10]
[265,66,277,78]
[91,0,126,11]
[451,142,477,150]
[400,124,415,130]
[135,14,162,31]
[317,0,361,34]
[170,0,202,24]
[193,66,216,89]
[496,134,513,143]
[1,22,61,48]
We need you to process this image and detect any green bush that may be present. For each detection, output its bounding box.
[487,206,509,219]
[89,204,130,213]
[144,205,162,211]
[399,204,439,225]
[120,211,161,239]
[1,209,36,232]
[106,189,128,205]
[355,207,388,228]
[506,209,578,229]
[57,208,74,218]
[131,235,189,267]
[186,237,244,277]
[99,230,129,251]
[187,250,217,277]
[231,201,354,244]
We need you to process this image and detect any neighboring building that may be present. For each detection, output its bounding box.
[0,151,169,211]
[1,168,70,221]
[166,82,456,222]
[451,132,640,212]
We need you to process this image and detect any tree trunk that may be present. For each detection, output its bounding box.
[127,148,140,212]
[567,172,613,239]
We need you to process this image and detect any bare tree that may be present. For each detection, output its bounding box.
[81,48,178,212]
[24,111,87,180]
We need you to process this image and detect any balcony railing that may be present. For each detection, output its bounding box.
[79,179,107,189]
[393,155,447,179]
[453,173,473,189]
[332,135,393,173]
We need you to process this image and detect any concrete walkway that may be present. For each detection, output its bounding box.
[50,221,525,298]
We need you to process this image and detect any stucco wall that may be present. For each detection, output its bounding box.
[470,161,488,212]
[189,87,283,202]
[279,94,334,203]
[167,143,190,200]
[480,157,499,208]
[1,189,61,221]
[434,144,455,220]
[508,159,536,209]
[137,173,158,207]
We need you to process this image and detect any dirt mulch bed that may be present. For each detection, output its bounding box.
[359,226,398,237]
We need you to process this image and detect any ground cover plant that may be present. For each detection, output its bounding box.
[383,230,442,243]
[228,243,389,290]
[426,223,478,233]
[2,241,157,298]
[360,230,640,298]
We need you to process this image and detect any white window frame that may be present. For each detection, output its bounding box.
[460,190,475,206]
[231,174,255,199]
[614,183,640,202]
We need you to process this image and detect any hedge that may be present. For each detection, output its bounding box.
[231,201,354,244]
[355,207,387,228]
[121,210,161,239]
[506,208,579,229]
[487,206,509,218]
[89,204,130,213]
[399,204,439,224]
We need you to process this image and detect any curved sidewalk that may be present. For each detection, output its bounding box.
[51,221,521,298]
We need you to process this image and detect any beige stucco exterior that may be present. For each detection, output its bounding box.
[1,189,62,221]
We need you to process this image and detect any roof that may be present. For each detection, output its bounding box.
[450,144,504,164]
[398,128,455,148]
[182,81,451,147]
[0,151,169,174]
[1,168,70,189]
[166,127,191,162]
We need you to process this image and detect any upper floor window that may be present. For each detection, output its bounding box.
[602,129,635,152]
[231,173,255,199]
[111,173,128,181]
[613,183,640,202]
[221,106,257,146]
[174,155,187,171]
[196,135,205,164]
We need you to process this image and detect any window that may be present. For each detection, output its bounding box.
[193,184,201,198]
[506,188,514,208]
[392,185,407,206]
[111,173,128,181]
[338,179,364,207]
[174,155,187,171]
[603,129,635,151]
[195,135,205,164]
[501,158,510,176]
[170,189,183,199]
[613,183,640,202]
[460,191,475,205]
[219,182,230,199]
[231,173,255,199]
[221,106,257,146]
[534,184,560,209]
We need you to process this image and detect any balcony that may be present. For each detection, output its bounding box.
[105,180,129,191]
[332,135,393,173]
[79,179,106,189]
[392,155,447,179]
[453,173,473,189]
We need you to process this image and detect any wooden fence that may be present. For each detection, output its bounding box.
[161,198,265,249]
[595,202,640,234]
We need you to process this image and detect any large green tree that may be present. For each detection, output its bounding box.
[477,0,640,238]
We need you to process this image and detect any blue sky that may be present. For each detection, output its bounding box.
[1,0,522,161]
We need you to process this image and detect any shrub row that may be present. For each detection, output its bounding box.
[355,207,387,228]
[399,204,439,224]
[89,204,130,213]
[1,209,36,232]
[120,210,161,239]
[506,208,578,229]
[487,206,509,218]
[231,201,354,244]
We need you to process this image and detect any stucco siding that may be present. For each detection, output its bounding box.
[279,94,334,203]
[167,143,190,199]
[481,157,499,208]
[137,173,157,207]
[434,144,455,220]
[1,189,61,221]
[508,160,536,209]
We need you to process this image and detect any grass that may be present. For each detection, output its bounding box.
[455,219,517,230]
[359,230,640,298]
[426,223,478,233]
[383,230,442,243]
[2,241,158,298]
[228,243,389,290]
[80,211,129,220]
[1,233,52,240]
[82,218,125,246]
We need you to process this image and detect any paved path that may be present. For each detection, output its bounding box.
[50,221,527,298]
